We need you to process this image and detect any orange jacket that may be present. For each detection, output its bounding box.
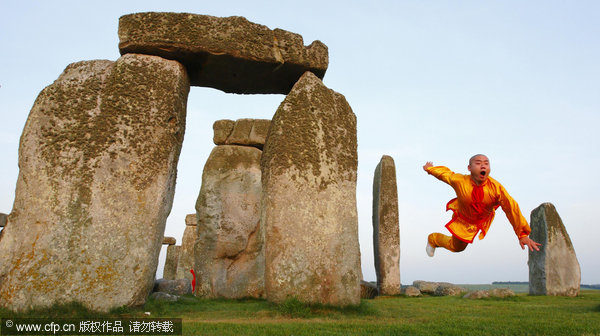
[426,166,531,243]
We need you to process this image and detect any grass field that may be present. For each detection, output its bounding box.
[1,291,599,335]
[458,283,530,293]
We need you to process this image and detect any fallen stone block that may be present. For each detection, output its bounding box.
[360,281,378,299]
[153,278,192,296]
[403,286,422,297]
[150,292,179,302]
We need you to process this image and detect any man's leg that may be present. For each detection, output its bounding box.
[428,233,468,253]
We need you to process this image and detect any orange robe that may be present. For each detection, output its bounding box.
[426,166,531,243]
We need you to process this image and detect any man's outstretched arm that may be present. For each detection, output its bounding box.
[423,162,455,185]
[519,236,541,252]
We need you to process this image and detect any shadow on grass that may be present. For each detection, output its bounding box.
[0,301,111,319]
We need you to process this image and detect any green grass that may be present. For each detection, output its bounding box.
[1,291,599,335]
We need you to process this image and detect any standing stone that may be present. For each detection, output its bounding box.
[528,203,581,296]
[372,155,401,295]
[261,71,360,306]
[195,145,264,299]
[0,54,189,312]
[163,245,180,280]
[175,214,197,281]
[118,12,328,94]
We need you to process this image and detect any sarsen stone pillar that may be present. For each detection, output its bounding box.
[528,203,580,296]
[0,54,189,312]
[373,155,401,295]
[261,71,361,306]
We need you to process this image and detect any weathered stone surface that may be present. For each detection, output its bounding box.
[490,288,515,298]
[213,119,271,149]
[463,290,489,299]
[528,203,580,297]
[0,54,189,312]
[403,286,422,297]
[150,292,178,302]
[0,213,6,227]
[163,245,180,280]
[463,288,515,299]
[434,283,465,296]
[153,278,192,296]
[185,213,197,226]
[372,155,400,296]
[119,12,328,94]
[176,214,197,281]
[163,237,177,245]
[412,280,439,294]
[195,145,264,299]
[360,281,378,299]
[262,71,360,306]
[412,281,464,296]
[213,120,235,145]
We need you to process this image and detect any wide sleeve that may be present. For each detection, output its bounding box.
[425,166,457,186]
[497,183,531,239]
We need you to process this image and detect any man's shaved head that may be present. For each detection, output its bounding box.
[469,154,489,166]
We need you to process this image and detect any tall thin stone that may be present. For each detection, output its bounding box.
[163,245,180,280]
[372,155,401,295]
[528,203,581,296]
[0,54,189,312]
[261,71,361,306]
[175,214,197,281]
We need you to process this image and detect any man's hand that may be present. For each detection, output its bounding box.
[519,236,541,252]
[423,161,433,172]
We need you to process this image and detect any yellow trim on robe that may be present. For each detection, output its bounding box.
[426,165,531,243]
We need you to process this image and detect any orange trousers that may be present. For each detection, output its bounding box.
[428,233,468,252]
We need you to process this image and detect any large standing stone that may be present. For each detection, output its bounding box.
[118,12,328,94]
[528,203,581,296]
[195,145,264,299]
[372,155,401,295]
[0,54,189,312]
[261,71,360,306]
[175,214,197,281]
[163,245,180,280]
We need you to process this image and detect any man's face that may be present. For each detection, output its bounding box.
[468,155,490,185]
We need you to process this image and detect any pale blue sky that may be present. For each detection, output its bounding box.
[1,1,598,285]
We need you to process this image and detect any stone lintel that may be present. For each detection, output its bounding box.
[118,12,328,94]
[163,237,177,245]
[185,213,197,226]
[213,119,271,148]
